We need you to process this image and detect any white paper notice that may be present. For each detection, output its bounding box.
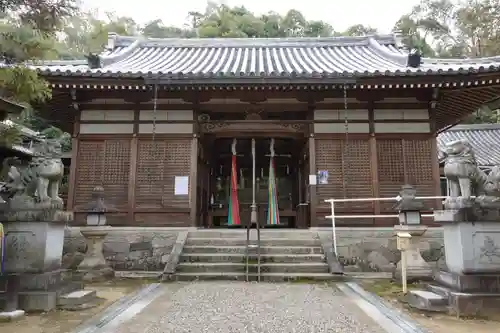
[309,174,317,185]
[174,176,189,195]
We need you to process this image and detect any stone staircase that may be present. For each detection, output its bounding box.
[175,229,334,281]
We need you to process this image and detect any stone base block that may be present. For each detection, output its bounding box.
[407,270,500,317]
[80,267,115,283]
[433,270,500,293]
[18,291,57,312]
[447,291,500,317]
[58,290,96,307]
[0,310,25,322]
[407,290,448,312]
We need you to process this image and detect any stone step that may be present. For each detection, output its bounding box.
[176,262,329,274]
[58,289,97,307]
[183,245,323,254]
[425,284,451,297]
[189,230,317,239]
[185,238,320,247]
[407,290,448,312]
[180,253,325,263]
[173,272,342,282]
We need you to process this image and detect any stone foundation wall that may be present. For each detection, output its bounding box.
[63,227,188,271]
[315,227,445,273]
[63,226,445,274]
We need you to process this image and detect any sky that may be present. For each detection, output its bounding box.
[81,0,419,34]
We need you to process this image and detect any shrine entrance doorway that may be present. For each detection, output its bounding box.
[204,136,307,228]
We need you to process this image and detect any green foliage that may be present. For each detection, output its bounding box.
[39,126,71,152]
[0,125,22,146]
[0,0,76,147]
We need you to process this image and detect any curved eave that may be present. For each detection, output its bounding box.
[35,65,500,81]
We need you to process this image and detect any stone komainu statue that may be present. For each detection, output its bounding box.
[442,139,487,200]
[2,139,64,204]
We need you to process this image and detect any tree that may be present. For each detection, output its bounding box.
[395,0,500,123]
[342,24,377,37]
[62,11,138,58]
[0,0,77,143]
[142,19,196,38]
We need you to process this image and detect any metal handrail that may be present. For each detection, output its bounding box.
[245,220,261,282]
[324,195,457,257]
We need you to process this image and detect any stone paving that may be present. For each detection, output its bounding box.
[112,282,386,333]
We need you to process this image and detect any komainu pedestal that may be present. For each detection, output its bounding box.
[0,139,96,312]
[407,140,500,316]
[78,227,114,282]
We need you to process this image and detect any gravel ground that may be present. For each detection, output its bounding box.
[113,282,386,333]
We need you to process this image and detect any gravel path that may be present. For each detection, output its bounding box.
[112,282,386,333]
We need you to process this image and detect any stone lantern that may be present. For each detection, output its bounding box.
[393,185,432,281]
[76,186,117,282]
[394,184,424,225]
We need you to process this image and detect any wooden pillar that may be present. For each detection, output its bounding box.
[308,135,317,227]
[190,134,199,227]
[67,109,80,211]
[127,137,138,223]
[368,103,380,215]
[429,106,441,209]
[127,107,140,223]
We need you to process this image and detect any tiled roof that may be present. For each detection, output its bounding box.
[31,33,500,80]
[437,124,500,166]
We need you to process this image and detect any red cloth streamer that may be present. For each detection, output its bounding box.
[228,155,241,225]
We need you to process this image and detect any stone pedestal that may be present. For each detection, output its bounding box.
[1,221,78,312]
[3,221,65,274]
[393,225,432,281]
[441,220,500,274]
[78,227,114,282]
[407,209,500,316]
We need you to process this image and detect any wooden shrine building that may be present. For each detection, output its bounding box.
[33,33,500,227]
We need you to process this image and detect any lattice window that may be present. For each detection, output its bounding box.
[377,140,404,183]
[403,139,433,183]
[74,139,130,209]
[344,140,372,211]
[135,139,191,209]
[316,139,343,203]
[403,139,436,209]
[377,138,436,211]
[316,139,372,212]
[74,141,104,207]
[377,140,404,211]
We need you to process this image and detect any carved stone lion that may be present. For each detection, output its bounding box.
[2,139,64,207]
[476,166,500,209]
[442,139,487,207]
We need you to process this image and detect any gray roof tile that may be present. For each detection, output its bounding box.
[437,124,500,166]
[31,34,500,80]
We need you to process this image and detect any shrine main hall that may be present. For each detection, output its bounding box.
[33,33,500,228]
